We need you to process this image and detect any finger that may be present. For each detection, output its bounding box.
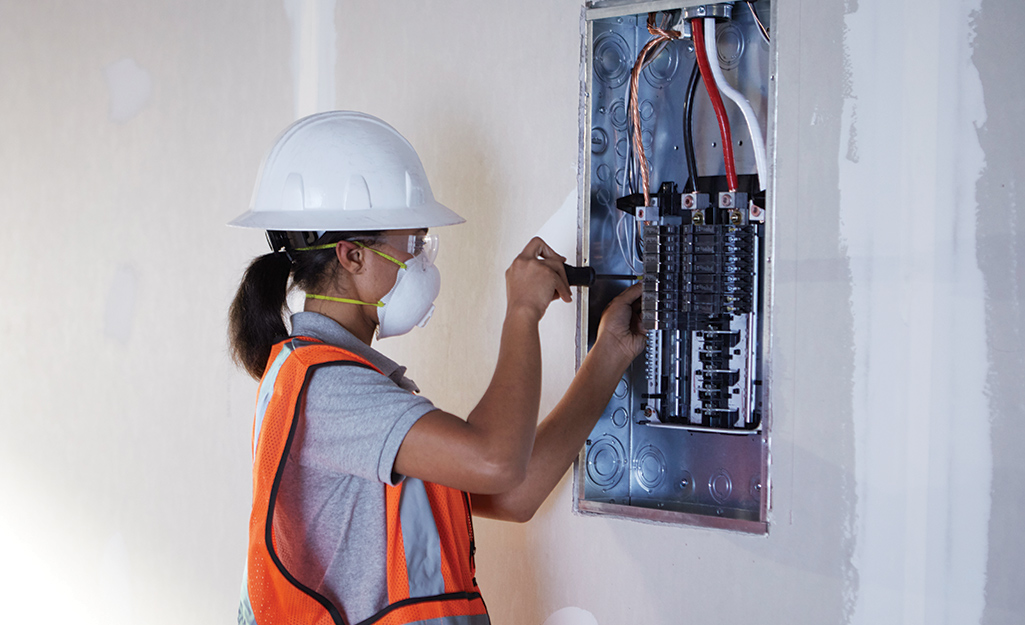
[550,263,573,303]
[525,237,566,263]
[620,281,643,298]
[538,243,566,264]
[602,283,643,330]
[520,237,551,260]
[611,282,643,306]
[524,238,571,302]
[534,242,569,280]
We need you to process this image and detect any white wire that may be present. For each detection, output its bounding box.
[613,150,642,273]
[704,18,768,191]
[615,213,627,269]
[615,210,640,274]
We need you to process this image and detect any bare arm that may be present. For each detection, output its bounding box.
[471,283,645,522]
[393,238,573,494]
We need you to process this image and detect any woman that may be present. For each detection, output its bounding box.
[230,111,643,625]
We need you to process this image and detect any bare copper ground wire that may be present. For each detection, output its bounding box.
[748,1,770,43]
[629,12,680,207]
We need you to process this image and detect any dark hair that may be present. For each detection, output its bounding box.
[228,231,380,379]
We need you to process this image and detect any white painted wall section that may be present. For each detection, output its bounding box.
[285,0,337,119]
[840,1,991,624]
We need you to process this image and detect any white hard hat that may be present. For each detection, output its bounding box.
[229,111,464,232]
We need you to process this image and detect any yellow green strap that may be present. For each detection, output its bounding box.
[294,241,407,269]
[305,294,384,308]
[354,241,406,268]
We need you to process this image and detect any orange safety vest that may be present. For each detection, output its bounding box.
[239,337,490,625]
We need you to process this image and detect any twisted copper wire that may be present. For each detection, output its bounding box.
[629,13,680,207]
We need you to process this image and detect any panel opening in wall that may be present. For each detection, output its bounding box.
[575,0,774,533]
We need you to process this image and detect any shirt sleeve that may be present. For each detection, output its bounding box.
[295,363,436,485]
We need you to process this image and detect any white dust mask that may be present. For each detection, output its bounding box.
[298,237,442,339]
[376,252,441,339]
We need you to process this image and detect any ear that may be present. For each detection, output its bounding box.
[334,241,367,275]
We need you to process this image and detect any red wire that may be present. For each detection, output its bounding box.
[692,18,738,192]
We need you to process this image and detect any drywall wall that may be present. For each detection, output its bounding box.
[0,1,1021,624]
[0,1,294,622]
[839,1,993,622]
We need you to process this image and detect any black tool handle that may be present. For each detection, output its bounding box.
[563,264,596,287]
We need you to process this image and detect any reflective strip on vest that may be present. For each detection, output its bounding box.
[400,616,490,625]
[252,341,295,458]
[400,478,445,598]
[237,563,257,625]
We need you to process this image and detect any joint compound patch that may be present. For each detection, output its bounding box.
[104,58,152,123]
[104,264,138,344]
[284,0,337,119]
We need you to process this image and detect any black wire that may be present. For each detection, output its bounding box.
[682,59,701,193]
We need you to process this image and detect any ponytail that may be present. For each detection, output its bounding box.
[228,230,382,380]
[229,252,293,380]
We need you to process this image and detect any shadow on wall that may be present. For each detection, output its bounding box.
[737,441,857,581]
[974,2,1025,623]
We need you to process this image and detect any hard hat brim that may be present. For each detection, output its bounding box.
[227,200,466,231]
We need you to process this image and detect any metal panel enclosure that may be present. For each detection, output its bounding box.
[575,0,773,532]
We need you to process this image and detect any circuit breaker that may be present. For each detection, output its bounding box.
[575,0,772,532]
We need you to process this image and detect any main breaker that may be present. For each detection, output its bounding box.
[576,0,773,532]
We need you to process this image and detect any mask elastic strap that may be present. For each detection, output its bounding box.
[295,241,407,269]
[354,241,407,269]
[305,294,384,308]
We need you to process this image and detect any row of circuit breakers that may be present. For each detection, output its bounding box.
[575,0,772,532]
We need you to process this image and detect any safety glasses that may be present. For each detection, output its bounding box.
[296,232,439,265]
[375,233,439,264]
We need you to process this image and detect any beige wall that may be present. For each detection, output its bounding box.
[0,1,292,621]
[0,1,1021,624]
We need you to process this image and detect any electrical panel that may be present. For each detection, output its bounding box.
[575,0,772,532]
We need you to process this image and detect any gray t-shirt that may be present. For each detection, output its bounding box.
[273,312,436,623]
